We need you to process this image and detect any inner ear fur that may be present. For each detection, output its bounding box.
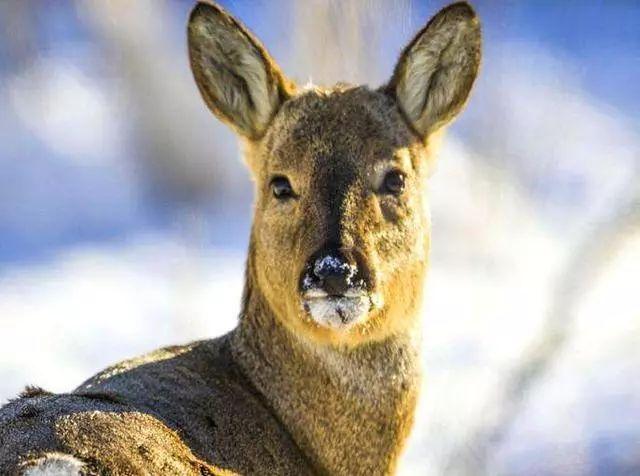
[384,2,481,138]
[188,1,295,139]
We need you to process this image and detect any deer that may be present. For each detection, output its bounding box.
[0,1,481,475]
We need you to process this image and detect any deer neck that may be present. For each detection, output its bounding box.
[231,250,421,475]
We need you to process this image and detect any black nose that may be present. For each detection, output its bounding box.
[301,246,372,296]
[312,254,356,295]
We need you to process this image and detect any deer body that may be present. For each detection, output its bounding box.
[0,2,481,475]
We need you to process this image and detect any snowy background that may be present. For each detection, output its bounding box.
[0,1,639,475]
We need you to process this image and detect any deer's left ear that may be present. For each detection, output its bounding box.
[385,2,481,138]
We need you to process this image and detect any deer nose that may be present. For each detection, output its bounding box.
[312,254,357,295]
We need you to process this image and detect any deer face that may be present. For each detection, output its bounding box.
[247,88,432,345]
[188,1,481,346]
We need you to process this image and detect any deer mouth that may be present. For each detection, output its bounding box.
[298,246,377,330]
[301,289,371,330]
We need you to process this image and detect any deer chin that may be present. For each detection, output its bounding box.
[302,289,371,330]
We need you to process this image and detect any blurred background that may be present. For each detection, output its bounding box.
[0,1,638,474]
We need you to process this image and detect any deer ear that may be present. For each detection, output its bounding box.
[188,1,294,139]
[385,2,481,138]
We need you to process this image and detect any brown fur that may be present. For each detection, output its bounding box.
[0,2,481,475]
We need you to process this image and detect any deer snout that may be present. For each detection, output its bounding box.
[301,247,370,296]
[313,255,356,295]
[300,247,376,330]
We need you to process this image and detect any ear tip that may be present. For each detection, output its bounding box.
[189,1,226,24]
[438,2,479,22]
[193,0,223,11]
[434,2,481,41]
[188,1,236,45]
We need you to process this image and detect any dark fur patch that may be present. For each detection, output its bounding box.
[73,392,128,406]
[17,403,41,419]
[19,385,53,399]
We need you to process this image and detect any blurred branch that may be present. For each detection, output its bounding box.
[0,0,37,69]
[290,0,402,85]
[445,184,640,475]
[77,0,236,207]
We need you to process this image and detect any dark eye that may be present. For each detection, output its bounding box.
[381,170,405,195]
[270,176,294,199]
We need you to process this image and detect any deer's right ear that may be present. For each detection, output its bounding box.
[385,2,481,138]
[188,1,294,139]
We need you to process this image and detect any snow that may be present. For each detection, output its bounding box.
[0,237,243,400]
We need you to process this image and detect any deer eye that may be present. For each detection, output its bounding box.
[270,176,294,199]
[381,170,405,195]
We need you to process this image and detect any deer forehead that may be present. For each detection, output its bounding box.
[259,86,420,174]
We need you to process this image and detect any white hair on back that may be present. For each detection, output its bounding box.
[23,453,84,476]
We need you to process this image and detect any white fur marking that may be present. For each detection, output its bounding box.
[23,453,84,476]
[304,296,370,330]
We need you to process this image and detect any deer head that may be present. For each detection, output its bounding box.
[188,1,481,347]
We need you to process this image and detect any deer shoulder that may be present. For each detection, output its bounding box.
[0,339,312,475]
